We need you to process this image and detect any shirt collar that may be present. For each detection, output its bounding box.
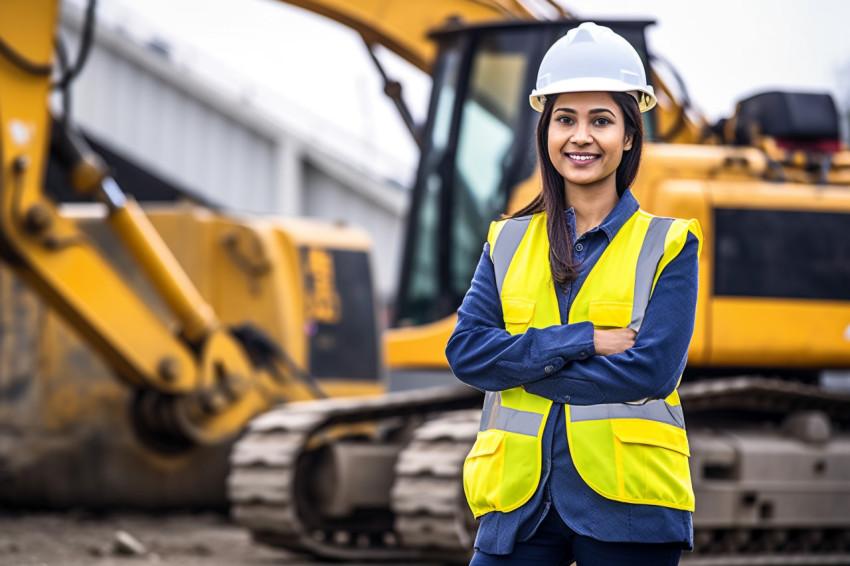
[598,189,639,241]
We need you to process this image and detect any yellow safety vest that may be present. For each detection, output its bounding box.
[463,209,702,518]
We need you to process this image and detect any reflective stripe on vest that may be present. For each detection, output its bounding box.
[479,391,544,436]
[630,217,673,331]
[464,209,699,517]
[491,216,532,295]
[570,396,684,428]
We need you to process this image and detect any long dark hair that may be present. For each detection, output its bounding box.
[511,91,644,283]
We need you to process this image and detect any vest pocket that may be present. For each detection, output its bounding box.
[463,430,506,517]
[611,419,694,510]
[463,427,543,517]
[587,301,632,328]
[501,297,535,334]
[612,419,690,456]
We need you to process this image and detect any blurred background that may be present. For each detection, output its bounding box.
[3,2,849,564]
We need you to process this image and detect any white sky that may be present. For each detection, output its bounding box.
[86,0,850,183]
[582,0,850,121]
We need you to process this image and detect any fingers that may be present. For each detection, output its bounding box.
[618,328,636,351]
[592,328,636,356]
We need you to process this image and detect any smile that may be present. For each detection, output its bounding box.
[567,153,599,162]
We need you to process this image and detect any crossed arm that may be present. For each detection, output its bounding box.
[446,234,699,405]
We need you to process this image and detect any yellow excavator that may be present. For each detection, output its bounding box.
[1,1,849,564]
[1,0,390,507]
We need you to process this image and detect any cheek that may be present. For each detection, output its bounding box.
[605,129,629,158]
[608,143,625,166]
[547,135,561,163]
[547,127,568,156]
[548,142,559,163]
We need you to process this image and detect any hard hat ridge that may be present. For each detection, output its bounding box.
[571,26,595,43]
[529,22,657,113]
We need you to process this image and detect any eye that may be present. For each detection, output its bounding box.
[556,116,574,125]
[594,117,612,126]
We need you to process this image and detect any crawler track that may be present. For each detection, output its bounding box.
[679,376,850,422]
[682,376,850,564]
[229,407,323,556]
[392,409,480,563]
[228,385,481,562]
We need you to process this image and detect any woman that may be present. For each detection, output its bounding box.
[446,22,702,566]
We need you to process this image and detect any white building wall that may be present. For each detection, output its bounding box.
[62,9,284,215]
[59,3,409,301]
[302,159,406,298]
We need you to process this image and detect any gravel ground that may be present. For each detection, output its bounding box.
[0,511,413,566]
[6,513,836,566]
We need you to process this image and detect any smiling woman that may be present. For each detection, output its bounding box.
[548,93,633,189]
[446,22,703,566]
[512,86,645,283]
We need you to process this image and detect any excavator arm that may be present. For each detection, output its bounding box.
[0,0,328,447]
[276,0,558,71]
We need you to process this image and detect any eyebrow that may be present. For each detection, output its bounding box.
[554,107,616,117]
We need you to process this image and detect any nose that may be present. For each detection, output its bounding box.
[570,122,592,145]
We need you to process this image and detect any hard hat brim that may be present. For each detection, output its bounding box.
[530,78,657,113]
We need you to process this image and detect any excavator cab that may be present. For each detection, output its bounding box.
[394,21,655,328]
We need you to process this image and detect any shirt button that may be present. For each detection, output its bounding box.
[563,396,571,403]
[579,351,587,358]
[575,243,583,252]
[544,365,554,374]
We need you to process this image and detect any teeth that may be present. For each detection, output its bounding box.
[569,154,597,161]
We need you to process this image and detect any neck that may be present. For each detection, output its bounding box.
[565,181,619,236]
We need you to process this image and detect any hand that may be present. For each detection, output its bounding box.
[593,328,636,356]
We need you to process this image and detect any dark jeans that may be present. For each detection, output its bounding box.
[470,508,683,566]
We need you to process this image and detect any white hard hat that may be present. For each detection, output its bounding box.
[530,22,656,113]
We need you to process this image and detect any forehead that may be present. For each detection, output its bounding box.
[552,91,618,112]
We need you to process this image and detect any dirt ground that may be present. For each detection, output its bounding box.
[0,512,431,566]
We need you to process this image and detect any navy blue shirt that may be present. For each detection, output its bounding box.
[446,190,697,554]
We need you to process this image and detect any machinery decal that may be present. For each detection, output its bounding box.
[302,247,342,325]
